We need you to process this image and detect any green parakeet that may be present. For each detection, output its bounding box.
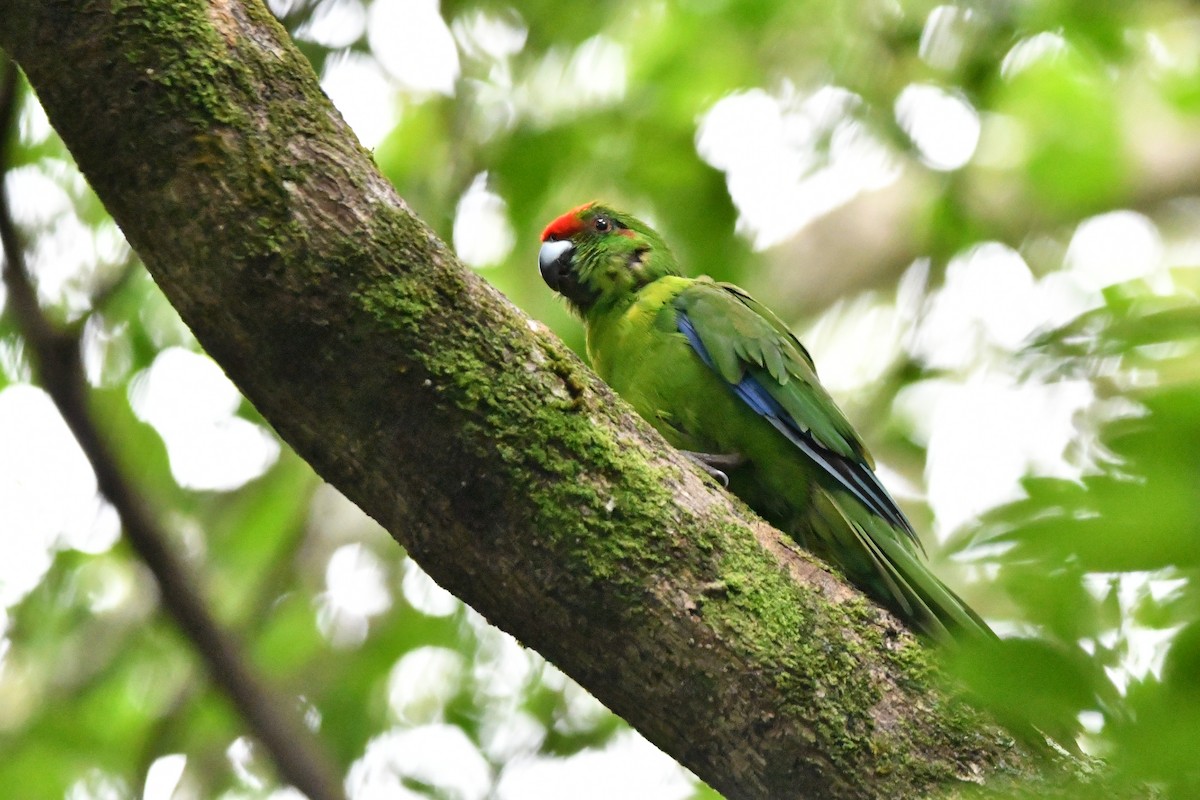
[538,202,991,642]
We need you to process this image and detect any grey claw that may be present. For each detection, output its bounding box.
[682,451,744,487]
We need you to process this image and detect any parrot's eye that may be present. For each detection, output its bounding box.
[593,216,611,233]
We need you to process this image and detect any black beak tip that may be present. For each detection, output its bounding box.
[539,259,562,289]
[538,240,574,290]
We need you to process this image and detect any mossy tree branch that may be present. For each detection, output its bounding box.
[1,2,1054,797]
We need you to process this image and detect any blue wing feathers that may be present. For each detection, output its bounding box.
[678,312,916,540]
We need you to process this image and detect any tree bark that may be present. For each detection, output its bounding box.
[1,2,1054,797]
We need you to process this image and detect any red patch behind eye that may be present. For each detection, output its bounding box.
[541,202,596,241]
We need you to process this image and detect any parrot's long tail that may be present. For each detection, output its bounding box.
[810,489,994,643]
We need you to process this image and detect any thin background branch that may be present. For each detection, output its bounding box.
[0,58,347,800]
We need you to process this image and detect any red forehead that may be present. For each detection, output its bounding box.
[541,203,595,241]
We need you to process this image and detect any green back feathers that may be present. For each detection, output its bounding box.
[673,281,867,465]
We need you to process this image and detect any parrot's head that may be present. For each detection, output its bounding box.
[538,203,676,315]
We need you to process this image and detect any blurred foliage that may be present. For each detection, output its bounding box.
[4,0,1200,797]
[954,270,1200,793]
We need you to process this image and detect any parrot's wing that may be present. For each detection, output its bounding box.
[673,280,919,546]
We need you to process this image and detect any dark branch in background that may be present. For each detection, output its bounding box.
[0,59,347,800]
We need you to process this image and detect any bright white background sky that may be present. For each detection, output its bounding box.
[2,1,1196,798]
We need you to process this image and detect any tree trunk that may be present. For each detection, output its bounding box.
[0,2,1054,797]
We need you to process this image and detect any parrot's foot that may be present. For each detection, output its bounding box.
[682,451,745,488]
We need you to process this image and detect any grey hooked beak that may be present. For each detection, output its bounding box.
[538,239,574,291]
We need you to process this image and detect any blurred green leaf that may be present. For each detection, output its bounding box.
[205,453,317,621]
[88,384,179,507]
[944,636,1099,749]
[995,45,1127,216]
[1108,659,1200,797]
